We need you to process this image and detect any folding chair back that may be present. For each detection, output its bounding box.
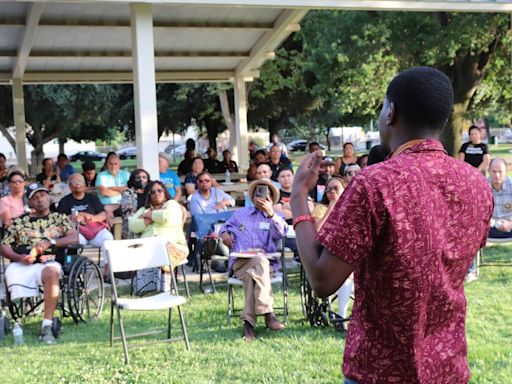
[105,237,171,273]
[104,236,189,364]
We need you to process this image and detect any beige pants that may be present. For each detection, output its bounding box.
[233,255,274,327]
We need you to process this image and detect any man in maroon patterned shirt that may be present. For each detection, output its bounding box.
[291,67,493,383]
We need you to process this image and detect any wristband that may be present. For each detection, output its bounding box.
[293,215,315,229]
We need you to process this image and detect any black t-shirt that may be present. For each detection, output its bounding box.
[278,190,292,225]
[36,172,58,184]
[57,193,105,216]
[204,159,221,174]
[459,142,488,168]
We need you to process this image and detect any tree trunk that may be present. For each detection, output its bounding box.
[325,127,331,151]
[31,147,44,175]
[268,118,280,143]
[58,137,66,155]
[0,123,16,153]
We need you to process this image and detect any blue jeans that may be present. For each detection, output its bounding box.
[344,378,358,384]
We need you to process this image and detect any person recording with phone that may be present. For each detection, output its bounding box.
[219,179,288,341]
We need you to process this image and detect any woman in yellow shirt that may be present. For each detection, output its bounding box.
[129,181,189,293]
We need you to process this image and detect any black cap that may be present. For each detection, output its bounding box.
[25,182,49,200]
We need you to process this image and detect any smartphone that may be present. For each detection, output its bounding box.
[255,185,269,200]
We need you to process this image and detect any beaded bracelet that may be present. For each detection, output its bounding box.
[292,215,316,230]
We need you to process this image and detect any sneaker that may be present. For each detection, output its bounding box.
[464,271,478,284]
[39,325,56,344]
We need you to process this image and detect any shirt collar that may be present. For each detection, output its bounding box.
[390,139,446,159]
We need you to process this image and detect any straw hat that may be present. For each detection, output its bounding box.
[247,178,280,205]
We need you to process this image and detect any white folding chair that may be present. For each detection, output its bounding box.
[104,236,190,364]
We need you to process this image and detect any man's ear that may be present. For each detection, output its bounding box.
[387,102,396,126]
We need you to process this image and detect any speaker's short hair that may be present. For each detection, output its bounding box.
[387,67,454,132]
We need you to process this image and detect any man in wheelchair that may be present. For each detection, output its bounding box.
[219,179,288,341]
[0,183,78,344]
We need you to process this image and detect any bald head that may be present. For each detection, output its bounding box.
[489,158,507,189]
[256,163,272,179]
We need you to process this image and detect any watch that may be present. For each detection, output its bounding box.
[50,239,57,246]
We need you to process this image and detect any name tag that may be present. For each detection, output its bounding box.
[259,222,270,230]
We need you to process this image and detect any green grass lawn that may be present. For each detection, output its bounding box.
[1,246,511,383]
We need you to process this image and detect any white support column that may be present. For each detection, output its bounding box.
[12,79,28,174]
[131,3,159,179]
[234,76,249,171]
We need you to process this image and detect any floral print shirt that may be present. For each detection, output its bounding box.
[2,212,73,253]
[318,140,493,383]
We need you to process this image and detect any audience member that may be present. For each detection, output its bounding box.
[268,144,292,182]
[0,183,77,344]
[184,157,220,196]
[335,142,358,176]
[345,163,361,183]
[0,170,27,228]
[100,151,117,172]
[247,149,267,181]
[57,173,113,277]
[129,180,189,288]
[311,176,351,333]
[458,125,490,173]
[159,153,181,201]
[357,154,369,169]
[219,149,239,174]
[367,144,390,166]
[178,139,198,176]
[267,134,288,158]
[189,172,235,216]
[308,142,321,153]
[248,140,257,159]
[96,154,130,210]
[57,154,75,182]
[36,158,61,189]
[245,163,279,207]
[82,161,97,193]
[310,156,336,203]
[488,158,512,238]
[203,148,221,174]
[220,179,287,341]
[0,152,7,182]
[120,169,150,239]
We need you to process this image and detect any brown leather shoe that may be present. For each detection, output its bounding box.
[265,313,285,331]
[243,321,255,341]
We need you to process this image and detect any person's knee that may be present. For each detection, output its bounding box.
[41,267,60,285]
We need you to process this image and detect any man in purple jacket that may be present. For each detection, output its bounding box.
[220,179,288,341]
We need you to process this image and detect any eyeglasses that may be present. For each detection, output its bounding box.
[150,189,165,195]
[198,179,211,183]
[69,180,85,186]
[9,179,24,184]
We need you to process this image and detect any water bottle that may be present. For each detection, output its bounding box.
[0,310,6,341]
[13,321,23,346]
[225,169,231,183]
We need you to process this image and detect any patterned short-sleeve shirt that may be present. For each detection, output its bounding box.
[317,140,493,383]
[2,212,74,250]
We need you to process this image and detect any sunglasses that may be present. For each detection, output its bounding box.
[150,189,165,195]
[9,179,24,184]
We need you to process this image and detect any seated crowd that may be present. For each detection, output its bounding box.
[0,127,501,343]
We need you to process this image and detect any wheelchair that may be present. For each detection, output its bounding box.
[300,266,350,331]
[1,244,105,329]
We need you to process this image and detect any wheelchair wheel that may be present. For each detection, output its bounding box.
[300,267,329,328]
[67,257,104,323]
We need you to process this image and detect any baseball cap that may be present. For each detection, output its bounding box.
[25,182,49,200]
[322,156,335,166]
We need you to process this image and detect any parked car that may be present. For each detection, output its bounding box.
[287,140,325,152]
[117,146,137,159]
[69,150,106,162]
